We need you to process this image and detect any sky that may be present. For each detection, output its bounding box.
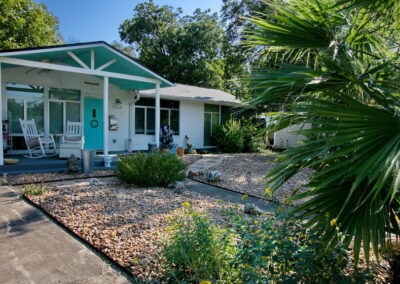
[36,0,223,44]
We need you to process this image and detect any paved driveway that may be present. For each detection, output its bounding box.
[0,185,131,284]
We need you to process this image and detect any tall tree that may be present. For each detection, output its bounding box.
[0,0,62,50]
[110,41,136,58]
[222,0,322,102]
[119,1,225,89]
[245,0,400,263]
[220,0,272,100]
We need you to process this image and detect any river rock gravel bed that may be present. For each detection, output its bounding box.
[191,153,313,204]
[8,154,201,185]
[9,169,114,185]
[25,183,231,280]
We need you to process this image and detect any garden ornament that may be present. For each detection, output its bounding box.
[206,170,222,182]
[66,154,79,173]
[90,178,100,186]
[173,181,185,194]
[160,125,174,150]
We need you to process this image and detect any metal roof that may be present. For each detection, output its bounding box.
[140,84,242,105]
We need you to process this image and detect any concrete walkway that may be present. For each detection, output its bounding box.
[186,154,232,173]
[0,185,131,284]
[184,178,276,212]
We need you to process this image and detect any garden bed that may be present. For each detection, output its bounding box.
[25,182,231,280]
[9,154,201,185]
[191,153,313,204]
[9,169,114,185]
[23,180,391,283]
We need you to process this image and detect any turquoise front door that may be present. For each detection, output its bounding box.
[84,98,104,150]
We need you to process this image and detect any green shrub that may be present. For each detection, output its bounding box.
[23,184,47,195]
[162,203,237,283]
[230,210,371,283]
[241,119,267,153]
[161,206,371,283]
[212,118,244,153]
[116,150,186,187]
[212,118,267,153]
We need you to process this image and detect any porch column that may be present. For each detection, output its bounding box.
[43,87,49,139]
[103,76,110,167]
[0,63,3,166]
[155,82,160,148]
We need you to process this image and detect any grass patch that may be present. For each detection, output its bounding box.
[22,184,48,196]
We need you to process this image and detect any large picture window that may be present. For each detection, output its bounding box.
[134,98,180,135]
[49,88,81,135]
[6,83,44,150]
[7,83,44,134]
[5,84,81,152]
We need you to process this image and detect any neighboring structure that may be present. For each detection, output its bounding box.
[263,116,309,149]
[272,124,309,149]
[0,41,241,167]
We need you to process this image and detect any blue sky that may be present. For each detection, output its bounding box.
[36,0,223,44]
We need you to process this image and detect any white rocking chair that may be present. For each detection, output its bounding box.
[19,119,57,158]
[59,121,84,159]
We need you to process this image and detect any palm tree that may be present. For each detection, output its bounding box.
[244,0,400,263]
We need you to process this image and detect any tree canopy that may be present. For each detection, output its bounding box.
[110,41,136,58]
[0,0,62,50]
[119,1,226,89]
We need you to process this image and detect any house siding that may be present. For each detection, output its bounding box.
[2,67,215,152]
[273,124,310,148]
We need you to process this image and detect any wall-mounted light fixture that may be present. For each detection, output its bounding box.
[114,98,122,109]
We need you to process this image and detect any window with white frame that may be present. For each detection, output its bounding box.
[49,88,81,136]
[6,83,45,150]
[7,83,44,133]
[134,98,180,135]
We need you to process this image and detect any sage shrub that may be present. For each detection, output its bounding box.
[116,150,186,187]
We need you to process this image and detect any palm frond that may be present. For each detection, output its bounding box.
[335,0,400,12]
[244,0,400,264]
[266,93,400,263]
[243,0,343,60]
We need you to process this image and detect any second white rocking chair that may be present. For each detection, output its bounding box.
[19,119,57,158]
[59,121,84,159]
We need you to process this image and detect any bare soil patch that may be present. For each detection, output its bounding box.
[25,183,230,280]
[191,153,312,204]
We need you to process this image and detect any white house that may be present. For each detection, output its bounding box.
[0,41,241,168]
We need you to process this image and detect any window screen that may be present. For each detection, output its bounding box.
[135,108,145,134]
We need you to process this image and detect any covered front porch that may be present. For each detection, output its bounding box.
[0,153,120,174]
[0,42,173,168]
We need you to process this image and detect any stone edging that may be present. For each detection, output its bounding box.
[187,176,287,207]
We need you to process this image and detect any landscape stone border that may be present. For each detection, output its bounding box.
[187,175,287,207]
